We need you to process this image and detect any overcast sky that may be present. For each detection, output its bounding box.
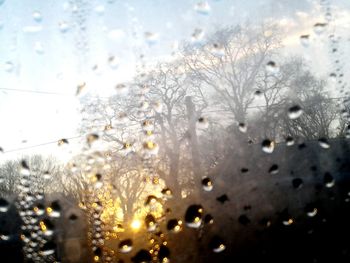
[0,0,349,162]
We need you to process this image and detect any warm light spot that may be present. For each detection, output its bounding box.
[94,256,99,262]
[131,219,141,231]
[46,207,52,214]
[123,142,131,149]
[39,221,47,232]
[146,141,155,149]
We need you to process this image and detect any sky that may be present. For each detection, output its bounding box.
[0,0,349,162]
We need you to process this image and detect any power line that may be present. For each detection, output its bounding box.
[0,88,111,99]
[201,96,348,113]
[0,88,72,96]
[0,95,348,154]
[2,135,83,154]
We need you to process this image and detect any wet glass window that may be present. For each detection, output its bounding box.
[0,0,350,262]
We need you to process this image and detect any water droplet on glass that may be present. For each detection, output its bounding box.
[194,1,211,15]
[202,177,213,191]
[145,195,159,206]
[282,217,294,226]
[32,11,42,22]
[261,139,275,153]
[69,214,78,221]
[305,204,318,217]
[76,82,86,96]
[209,236,226,253]
[143,141,159,155]
[119,239,133,253]
[216,194,229,204]
[286,136,294,146]
[204,214,214,224]
[191,28,205,43]
[254,89,263,98]
[95,5,105,14]
[313,23,327,35]
[324,172,335,188]
[144,32,159,45]
[59,21,69,33]
[20,160,30,176]
[268,164,279,174]
[58,138,69,146]
[0,198,10,212]
[325,12,332,21]
[145,214,157,232]
[266,61,279,74]
[47,201,61,218]
[40,219,55,236]
[115,83,129,95]
[152,101,163,113]
[87,133,99,147]
[197,117,209,129]
[288,105,303,119]
[40,240,56,256]
[132,249,152,263]
[4,61,14,72]
[161,188,173,199]
[241,167,249,173]
[300,34,310,47]
[167,219,182,233]
[139,101,149,110]
[259,218,272,228]
[185,205,203,228]
[33,203,45,215]
[108,55,119,69]
[210,43,225,56]
[292,178,303,189]
[34,42,44,54]
[42,171,51,180]
[318,138,330,149]
[158,245,170,262]
[0,232,10,241]
[238,214,251,226]
[238,122,247,133]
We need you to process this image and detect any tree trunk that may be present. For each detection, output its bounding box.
[185,96,203,201]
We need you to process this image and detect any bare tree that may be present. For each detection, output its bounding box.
[0,155,63,196]
[278,69,339,139]
[183,24,281,124]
